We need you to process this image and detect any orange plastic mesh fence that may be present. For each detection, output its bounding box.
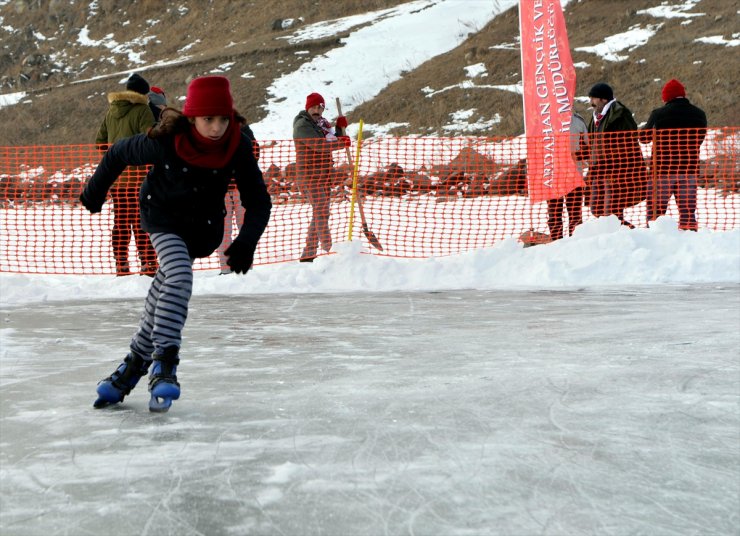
[1,129,738,275]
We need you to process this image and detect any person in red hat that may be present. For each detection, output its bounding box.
[292,92,350,262]
[147,85,167,122]
[217,121,260,274]
[638,79,707,231]
[80,75,272,412]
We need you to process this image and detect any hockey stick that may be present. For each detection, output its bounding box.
[335,98,383,251]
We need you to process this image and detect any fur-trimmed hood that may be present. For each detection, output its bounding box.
[104,90,151,121]
[96,90,155,150]
[107,90,149,105]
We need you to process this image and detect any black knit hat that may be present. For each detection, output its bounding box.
[126,73,150,95]
[588,82,613,101]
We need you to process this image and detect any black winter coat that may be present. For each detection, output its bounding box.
[639,98,707,174]
[585,101,648,211]
[293,110,336,180]
[82,132,271,258]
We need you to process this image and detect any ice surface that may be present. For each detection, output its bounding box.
[1,286,738,535]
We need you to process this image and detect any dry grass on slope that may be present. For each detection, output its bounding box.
[0,0,406,145]
[354,0,740,138]
[0,0,737,146]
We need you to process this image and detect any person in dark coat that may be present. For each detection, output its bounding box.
[547,112,589,240]
[96,72,158,275]
[585,82,647,228]
[292,92,350,262]
[147,86,167,123]
[80,76,272,412]
[638,79,707,231]
[217,121,261,273]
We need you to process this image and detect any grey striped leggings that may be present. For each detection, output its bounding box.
[130,232,194,360]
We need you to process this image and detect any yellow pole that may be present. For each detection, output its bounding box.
[347,119,364,241]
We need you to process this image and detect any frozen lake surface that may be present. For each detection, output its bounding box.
[1,285,739,535]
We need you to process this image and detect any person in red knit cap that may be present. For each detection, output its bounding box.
[80,75,272,412]
[292,92,350,262]
[147,85,167,122]
[639,79,707,231]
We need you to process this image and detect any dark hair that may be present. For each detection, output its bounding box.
[148,108,248,139]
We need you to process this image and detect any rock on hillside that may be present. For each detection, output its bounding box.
[0,0,737,145]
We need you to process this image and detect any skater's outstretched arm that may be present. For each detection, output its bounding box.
[80,134,159,212]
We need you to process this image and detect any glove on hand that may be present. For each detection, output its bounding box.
[335,116,348,129]
[225,237,257,274]
[338,135,351,148]
[79,191,102,213]
[325,133,338,142]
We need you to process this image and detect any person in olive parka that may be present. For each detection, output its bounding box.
[95,72,158,275]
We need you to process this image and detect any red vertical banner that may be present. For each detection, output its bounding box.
[519,0,582,202]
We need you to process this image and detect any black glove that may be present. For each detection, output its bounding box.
[224,237,257,274]
[79,191,102,213]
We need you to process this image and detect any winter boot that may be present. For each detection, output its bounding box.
[93,352,151,408]
[148,347,181,413]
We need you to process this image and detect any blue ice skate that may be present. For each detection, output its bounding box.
[148,347,181,413]
[93,352,151,408]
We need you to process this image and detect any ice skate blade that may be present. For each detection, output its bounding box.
[93,398,116,409]
[149,395,173,413]
[94,382,124,408]
[148,376,179,413]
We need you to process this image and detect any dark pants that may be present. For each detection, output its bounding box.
[547,187,583,240]
[647,174,698,231]
[588,165,617,218]
[110,187,157,274]
[587,164,633,227]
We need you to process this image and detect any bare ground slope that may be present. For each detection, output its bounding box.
[0,0,737,146]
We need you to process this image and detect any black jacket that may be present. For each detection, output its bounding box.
[639,98,707,174]
[82,132,271,258]
[292,110,341,179]
[241,123,260,160]
[585,101,648,211]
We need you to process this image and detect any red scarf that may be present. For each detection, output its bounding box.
[174,118,242,169]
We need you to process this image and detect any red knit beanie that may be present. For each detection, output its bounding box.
[662,79,686,103]
[305,92,325,110]
[182,76,234,117]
